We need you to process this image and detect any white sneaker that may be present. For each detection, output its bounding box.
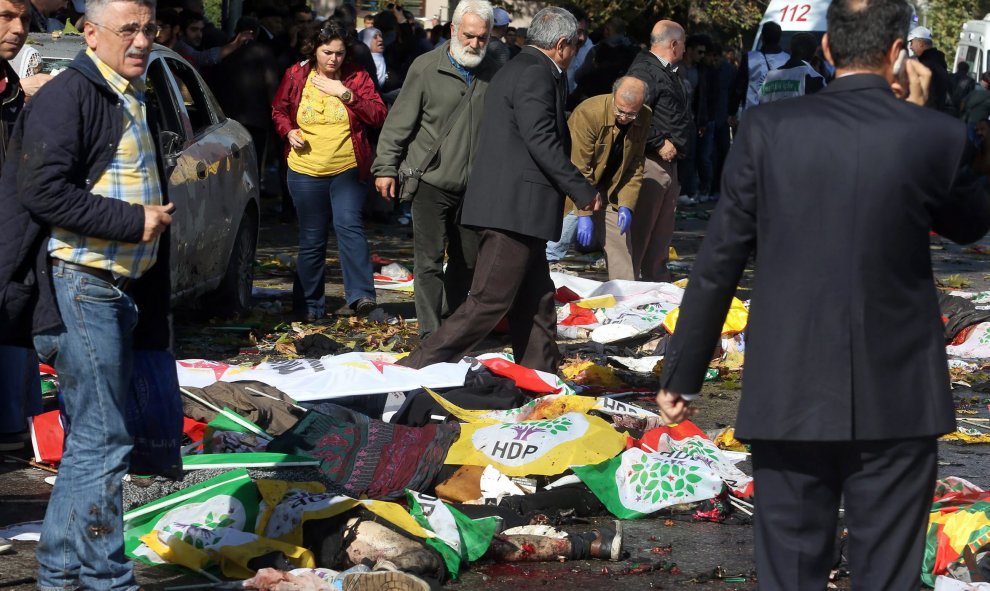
[678,194,698,206]
[0,537,12,554]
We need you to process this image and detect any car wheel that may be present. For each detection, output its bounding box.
[207,208,257,318]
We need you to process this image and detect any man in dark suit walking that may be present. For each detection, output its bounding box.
[656,0,990,588]
[399,6,600,372]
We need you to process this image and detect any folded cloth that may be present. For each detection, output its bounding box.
[267,404,461,500]
[940,292,990,342]
[181,380,306,436]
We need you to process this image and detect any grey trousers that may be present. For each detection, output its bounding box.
[590,208,635,281]
[410,182,480,339]
[631,156,679,282]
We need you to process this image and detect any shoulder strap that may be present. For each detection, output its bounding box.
[411,80,477,174]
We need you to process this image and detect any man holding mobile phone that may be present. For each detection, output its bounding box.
[0,1,174,587]
[656,0,990,588]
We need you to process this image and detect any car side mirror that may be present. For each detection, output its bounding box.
[160,130,183,169]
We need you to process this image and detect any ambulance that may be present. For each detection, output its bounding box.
[751,0,831,51]
[752,0,919,51]
[955,15,990,77]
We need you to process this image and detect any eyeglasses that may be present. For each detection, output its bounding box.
[89,21,161,41]
[614,106,638,120]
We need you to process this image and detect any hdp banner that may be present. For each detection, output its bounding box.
[177,353,470,401]
[406,491,499,578]
[181,452,320,471]
[140,526,314,579]
[254,480,432,548]
[123,468,287,577]
[443,412,626,476]
[922,477,990,587]
[638,421,754,497]
[427,389,656,425]
[573,447,724,519]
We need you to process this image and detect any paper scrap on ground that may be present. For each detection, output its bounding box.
[0,521,43,541]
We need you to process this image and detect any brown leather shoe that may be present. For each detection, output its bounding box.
[589,520,624,561]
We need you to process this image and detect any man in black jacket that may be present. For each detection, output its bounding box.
[0,0,173,588]
[399,6,600,372]
[0,0,37,455]
[626,20,693,282]
[656,0,990,587]
[909,25,952,113]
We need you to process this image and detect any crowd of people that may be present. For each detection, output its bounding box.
[1,0,990,589]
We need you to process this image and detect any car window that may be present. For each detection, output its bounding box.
[146,57,185,143]
[164,57,216,137]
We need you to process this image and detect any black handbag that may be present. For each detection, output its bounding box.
[396,80,477,202]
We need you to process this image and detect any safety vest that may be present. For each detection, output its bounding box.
[759,62,825,104]
[745,50,790,109]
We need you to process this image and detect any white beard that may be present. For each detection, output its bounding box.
[450,32,486,68]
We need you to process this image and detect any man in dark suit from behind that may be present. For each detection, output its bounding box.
[398,6,600,372]
[655,0,990,588]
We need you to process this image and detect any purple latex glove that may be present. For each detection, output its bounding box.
[618,206,632,235]
[577,215,594,247]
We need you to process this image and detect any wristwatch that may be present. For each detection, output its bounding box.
[340,89,353,103]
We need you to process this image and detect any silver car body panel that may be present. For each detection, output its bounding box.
[31,35,260,304]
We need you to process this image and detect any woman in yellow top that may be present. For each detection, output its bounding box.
[273,22,387,321]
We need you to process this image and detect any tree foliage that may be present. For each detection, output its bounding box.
[552,0,765,44]
[927,0,982,58]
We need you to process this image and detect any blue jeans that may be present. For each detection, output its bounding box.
[32,264,139,591]
[546,212,579,262]
[287,168,375,316]
[0,345,42,433]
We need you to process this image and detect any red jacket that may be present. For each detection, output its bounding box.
[272,61,387,182]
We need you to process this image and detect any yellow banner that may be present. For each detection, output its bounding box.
[444,412,626,476]
[663,295,749,335]
[427,389,597,425]
[255,480,433,547]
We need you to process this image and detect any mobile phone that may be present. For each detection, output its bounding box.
[893,48,907,78]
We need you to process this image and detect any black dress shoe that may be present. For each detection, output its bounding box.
[351,298,377,316]
[589,521,624,561]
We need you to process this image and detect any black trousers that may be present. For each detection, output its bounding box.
[399,228,561,372]
[749,438,937,591]
[410,183,479,339]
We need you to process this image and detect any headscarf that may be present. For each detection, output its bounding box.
[359,27,387,87]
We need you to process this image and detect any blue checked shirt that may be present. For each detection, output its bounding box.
[49,49,163,278]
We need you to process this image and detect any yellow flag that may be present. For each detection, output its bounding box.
[217,536,315,579]
[140,531,210,573]
[444,412,626,476]
[663,295,748,335]
[255,480,434,547]
[426,389,597,425]
[141,528,315,580]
